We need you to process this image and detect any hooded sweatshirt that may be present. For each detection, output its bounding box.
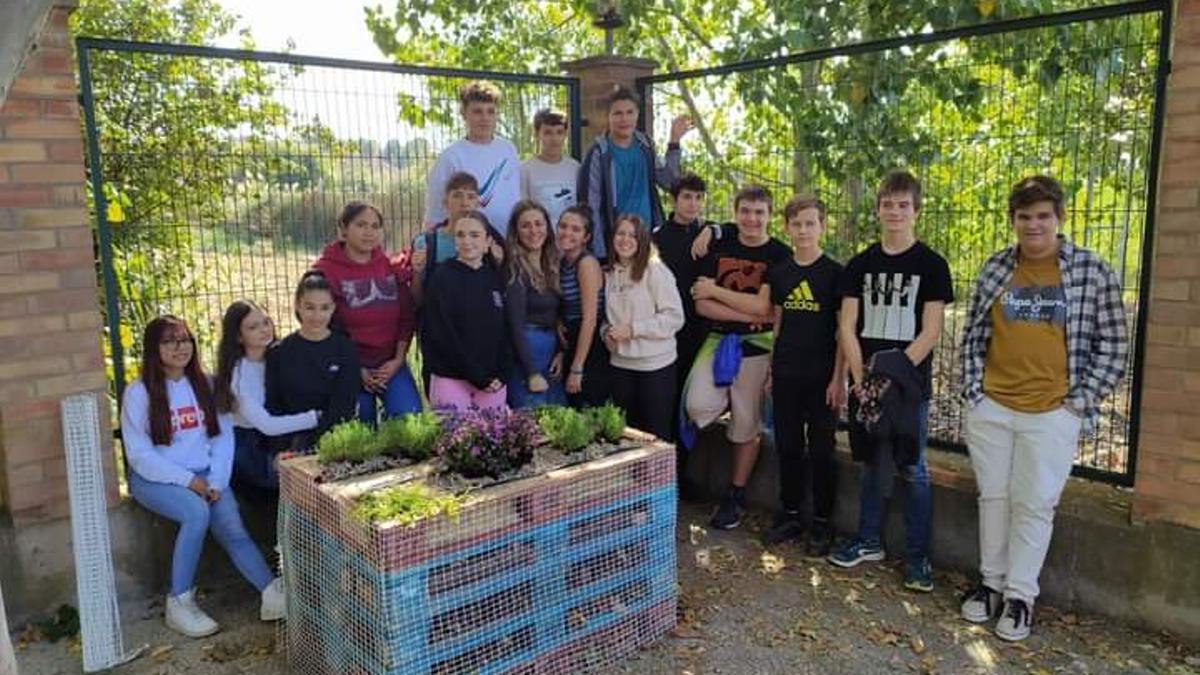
[422,259,508,389]
[121,377,234,490]
[314,241,416,368]
[604,258,685,371]
[577,130,681,261]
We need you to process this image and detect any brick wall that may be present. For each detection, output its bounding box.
[1134,0,1200,529]
[0,4,115,525]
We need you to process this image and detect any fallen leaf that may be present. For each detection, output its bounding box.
[809,566,823,588]
[150,645,174,661]
[688,523,706,546]
[902,600,923,617]
[759,551,786,576]
[911,634,926,655]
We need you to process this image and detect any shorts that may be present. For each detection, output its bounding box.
[685,350,770,444]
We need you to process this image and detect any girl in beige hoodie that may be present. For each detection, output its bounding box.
[602,214,686,439]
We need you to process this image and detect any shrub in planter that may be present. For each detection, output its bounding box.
[317,420,381,464]
[588,403,626,442]
[536,406,595,452]
[353,483,464,526]
[436,407,538,478]
[377,411,443,461]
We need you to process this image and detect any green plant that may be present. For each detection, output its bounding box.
[377,412,444,460]
[353,483,464,526]
[317,420,383,464]
[587,403,627,442]
[537,406,596,453]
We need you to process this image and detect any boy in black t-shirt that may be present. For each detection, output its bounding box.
[763,196,846,556]
[686,185,791,530]
[828,171,954,594]
[652,173,723,460]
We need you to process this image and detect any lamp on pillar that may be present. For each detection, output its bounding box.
[593,1,626,55]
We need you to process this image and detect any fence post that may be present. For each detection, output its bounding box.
[559,56,658,151]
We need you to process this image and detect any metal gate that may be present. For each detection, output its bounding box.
[77,38,581,404]
[636,1,1171,485]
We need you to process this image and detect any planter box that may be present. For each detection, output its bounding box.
[277,432,677,675]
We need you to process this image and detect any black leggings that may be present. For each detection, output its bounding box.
[610,362,677,441]
[564,319,612,409]
[772,373,838,520]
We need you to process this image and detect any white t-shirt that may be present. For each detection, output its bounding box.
[520,156,580,229]
[424,137,521,234]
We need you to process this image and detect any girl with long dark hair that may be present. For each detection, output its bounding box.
[121,316,284,638]
[213,300,318,491]
[504,199,566,408]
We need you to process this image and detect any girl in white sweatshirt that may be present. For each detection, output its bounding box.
[602,214,685,439]
[121,316,284,639]
[214,300,318,491]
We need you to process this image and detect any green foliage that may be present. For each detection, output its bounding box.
[73,0,289,379]
[353,484,464,526]
[317,421,382,465]
[535,406,595,453]
[587,403,627,443]
[377,412,443,461]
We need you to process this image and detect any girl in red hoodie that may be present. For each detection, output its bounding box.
[314,201,421,422]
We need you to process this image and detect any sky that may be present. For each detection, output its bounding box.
[215,0,385,62]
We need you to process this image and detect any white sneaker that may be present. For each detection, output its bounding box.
[960,583,1003,624]
[165,589,220,638]
[994,598,1033,641]
[260,577,286,621]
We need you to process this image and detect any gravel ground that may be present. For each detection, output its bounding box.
[13,502,1200,675]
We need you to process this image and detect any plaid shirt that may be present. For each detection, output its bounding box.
[960,236,1128,431]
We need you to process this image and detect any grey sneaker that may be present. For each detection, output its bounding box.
[960,583,1003,623]
[994,599,1033,641]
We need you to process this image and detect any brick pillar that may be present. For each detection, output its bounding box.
[0,4,115,525]
[560,55,659,151]
[1134,0,1200,529]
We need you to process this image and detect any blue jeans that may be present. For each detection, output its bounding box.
[129,471,275,596]
[357,364,421,424]
[506,326,566,409]
[856,400,932,562]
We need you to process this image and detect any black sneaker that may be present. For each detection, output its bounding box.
[710,490,743,530]
[994,599,1032,641]
[763,512,805,545]
[804,521,835,558]
[960,583,1003,624]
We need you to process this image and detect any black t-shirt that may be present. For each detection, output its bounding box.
[652,215,714,323]
[699,231,791,351]
[837,241,954,397]
[768,253,843,380]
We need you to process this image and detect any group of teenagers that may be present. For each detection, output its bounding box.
[118,80,1128,646]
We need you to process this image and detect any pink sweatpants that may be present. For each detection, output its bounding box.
[429,375,507,412]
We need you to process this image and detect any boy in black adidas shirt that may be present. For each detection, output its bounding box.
[763,196,846,555]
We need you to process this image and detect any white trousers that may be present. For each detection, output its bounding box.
[965,396,1081,604]
[0,579,16,675]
